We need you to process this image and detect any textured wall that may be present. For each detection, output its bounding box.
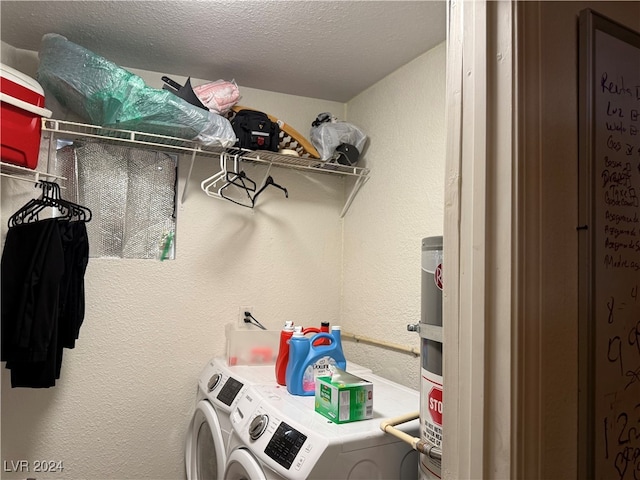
[341,43,446,389]
[0,41,445,479]
[0,46,343,479]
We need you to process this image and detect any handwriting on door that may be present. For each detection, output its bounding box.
[603,286,640,479]
[601,72,640,272]
[600,70,640,479]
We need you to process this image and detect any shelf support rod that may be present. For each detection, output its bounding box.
[181,150,198,204]
[340,174,369,218]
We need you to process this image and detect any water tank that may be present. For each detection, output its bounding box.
[419,236,443,480]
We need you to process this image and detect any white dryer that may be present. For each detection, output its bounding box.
[185,357,276,480]
[225,374,420,480]
[185,357,372,480]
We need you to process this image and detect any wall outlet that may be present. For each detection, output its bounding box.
[238,306,253,329]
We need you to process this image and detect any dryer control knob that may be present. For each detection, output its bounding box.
[207,373,222,392]
[249,414,269,440]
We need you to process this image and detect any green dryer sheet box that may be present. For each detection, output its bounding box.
[315,368,373,424]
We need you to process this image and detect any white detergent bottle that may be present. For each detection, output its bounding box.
[285,325,346,396]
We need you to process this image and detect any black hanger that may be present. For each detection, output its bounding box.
[219,170,257,208]
[218,170,289,209]
[252,176,288,206]
[8,181,92,227]
[49,182,92,222]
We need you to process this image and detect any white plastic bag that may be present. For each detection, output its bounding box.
[310,115,367,162]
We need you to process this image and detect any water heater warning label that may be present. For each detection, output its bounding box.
[421,369,443,478]
[422,370,443,449]
[424,417,443,446]
[428,387,443,425]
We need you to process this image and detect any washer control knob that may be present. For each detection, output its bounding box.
[249,414,269,440]
[207,373,222,393]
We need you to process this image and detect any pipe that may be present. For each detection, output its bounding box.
[380,412,442,460]
[380,411,420,446]
[341,331,420,357]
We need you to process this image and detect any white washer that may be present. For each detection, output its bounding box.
[185,356,372,480]
[225,374,420,480]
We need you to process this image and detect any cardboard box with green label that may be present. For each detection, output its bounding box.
[314,368,373,424]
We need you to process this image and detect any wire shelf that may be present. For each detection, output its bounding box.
[0,161,66,185]
[41,119,369,177]
[41,118,220,156]
[40,119,370,216]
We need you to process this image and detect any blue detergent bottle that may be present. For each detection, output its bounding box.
[286,326,347,396]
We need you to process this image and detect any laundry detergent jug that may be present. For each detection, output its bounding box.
[275,321,296,385]
[285,326,346,396]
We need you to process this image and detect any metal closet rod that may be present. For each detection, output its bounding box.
[341,331,420,357]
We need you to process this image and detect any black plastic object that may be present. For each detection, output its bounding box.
[334,143,360,166]
[311,112,333,127]
[161,76,208,111]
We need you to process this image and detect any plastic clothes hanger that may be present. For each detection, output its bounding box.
[8,181,92,227]
[201,152,288,208]
[251,176,288,206]
[214,153,246,197]
[201,151,232,198]
[219,170,257,208]
[17,182,84,224]
[41,182,91,222]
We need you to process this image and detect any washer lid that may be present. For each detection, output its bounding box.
[185,400,226,480]
[224,448,267,480]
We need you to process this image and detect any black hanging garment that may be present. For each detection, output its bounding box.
[1,183,90,388]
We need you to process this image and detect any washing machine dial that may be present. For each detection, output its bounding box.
[207,373,221,392]
[249,414,269,440]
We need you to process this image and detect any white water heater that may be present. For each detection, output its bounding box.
[416,236,443,480]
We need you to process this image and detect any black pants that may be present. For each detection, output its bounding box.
[1,219,89,388]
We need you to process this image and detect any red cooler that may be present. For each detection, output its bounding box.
[1,63,52,169]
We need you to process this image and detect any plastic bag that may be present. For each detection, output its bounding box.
[36,34,236,147]
[309,113,367,162]
[193,79,241,115]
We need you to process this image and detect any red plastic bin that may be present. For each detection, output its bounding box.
[1,63,52,169]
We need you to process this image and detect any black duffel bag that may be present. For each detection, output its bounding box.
[231,110,280,151]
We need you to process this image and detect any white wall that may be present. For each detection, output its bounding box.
[1,44,343,480]
[342,43,446,389]
[1,41,445,478]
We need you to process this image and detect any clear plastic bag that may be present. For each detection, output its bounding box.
[36,34,236,147]
[309,115,368,161]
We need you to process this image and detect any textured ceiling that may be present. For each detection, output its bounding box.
[0,0,446,102]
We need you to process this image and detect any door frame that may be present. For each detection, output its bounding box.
[443,1,525,477]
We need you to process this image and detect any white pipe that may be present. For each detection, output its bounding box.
[380,411,442,461]
[380,411,420,447]
[341,331,420,357]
